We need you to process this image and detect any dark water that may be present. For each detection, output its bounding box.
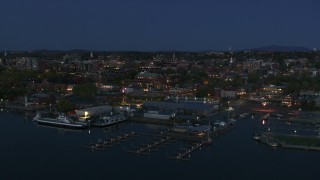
[1,112,320,180]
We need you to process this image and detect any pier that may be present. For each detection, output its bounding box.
[168,141,206,160]
[82,132,137,150]
[127,136,172,155]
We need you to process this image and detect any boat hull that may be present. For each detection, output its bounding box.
[34,119,88,129]
[93,119,127,127]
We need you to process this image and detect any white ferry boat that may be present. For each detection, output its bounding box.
[33,112,88,129]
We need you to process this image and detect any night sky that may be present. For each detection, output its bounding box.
[1,0,319,51]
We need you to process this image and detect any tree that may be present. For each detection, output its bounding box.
[73,83,97,97]
[57,99,74,113]
[288,81,300,93]
[248,72,259,84]
[300,81,310,90]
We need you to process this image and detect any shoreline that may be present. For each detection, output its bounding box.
[257,132,320,151]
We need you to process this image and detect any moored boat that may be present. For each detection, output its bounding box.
[203,137,212,146]
[253,132,261,141]
[93,114,127,127]
[33,112,88,129]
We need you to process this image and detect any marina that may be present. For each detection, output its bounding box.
[1,111,320,180]
[22,106,238,161]
[81,122,235,160]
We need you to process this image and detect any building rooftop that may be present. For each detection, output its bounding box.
[136,71,161,77]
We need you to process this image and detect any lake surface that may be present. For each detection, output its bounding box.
[0,112,319,180]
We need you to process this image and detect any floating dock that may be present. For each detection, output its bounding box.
[82,132,137,150]
[127,136,172,155]
[167,141,205,161]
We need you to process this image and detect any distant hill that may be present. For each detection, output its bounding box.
[2,46,313,54]
[249,45,311,52]
[31,49,90,53]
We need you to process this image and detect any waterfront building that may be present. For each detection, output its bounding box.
[75,105,112,117]
[164,96,219,104]
[143,101,215,116]
[143,110,175,120]
[259,85,287,100]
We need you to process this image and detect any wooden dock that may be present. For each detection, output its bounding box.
[82,132,137,150]
[167,141,204,160]
[126,136,172,155]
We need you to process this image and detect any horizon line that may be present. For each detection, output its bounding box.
[0,45,316,53]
